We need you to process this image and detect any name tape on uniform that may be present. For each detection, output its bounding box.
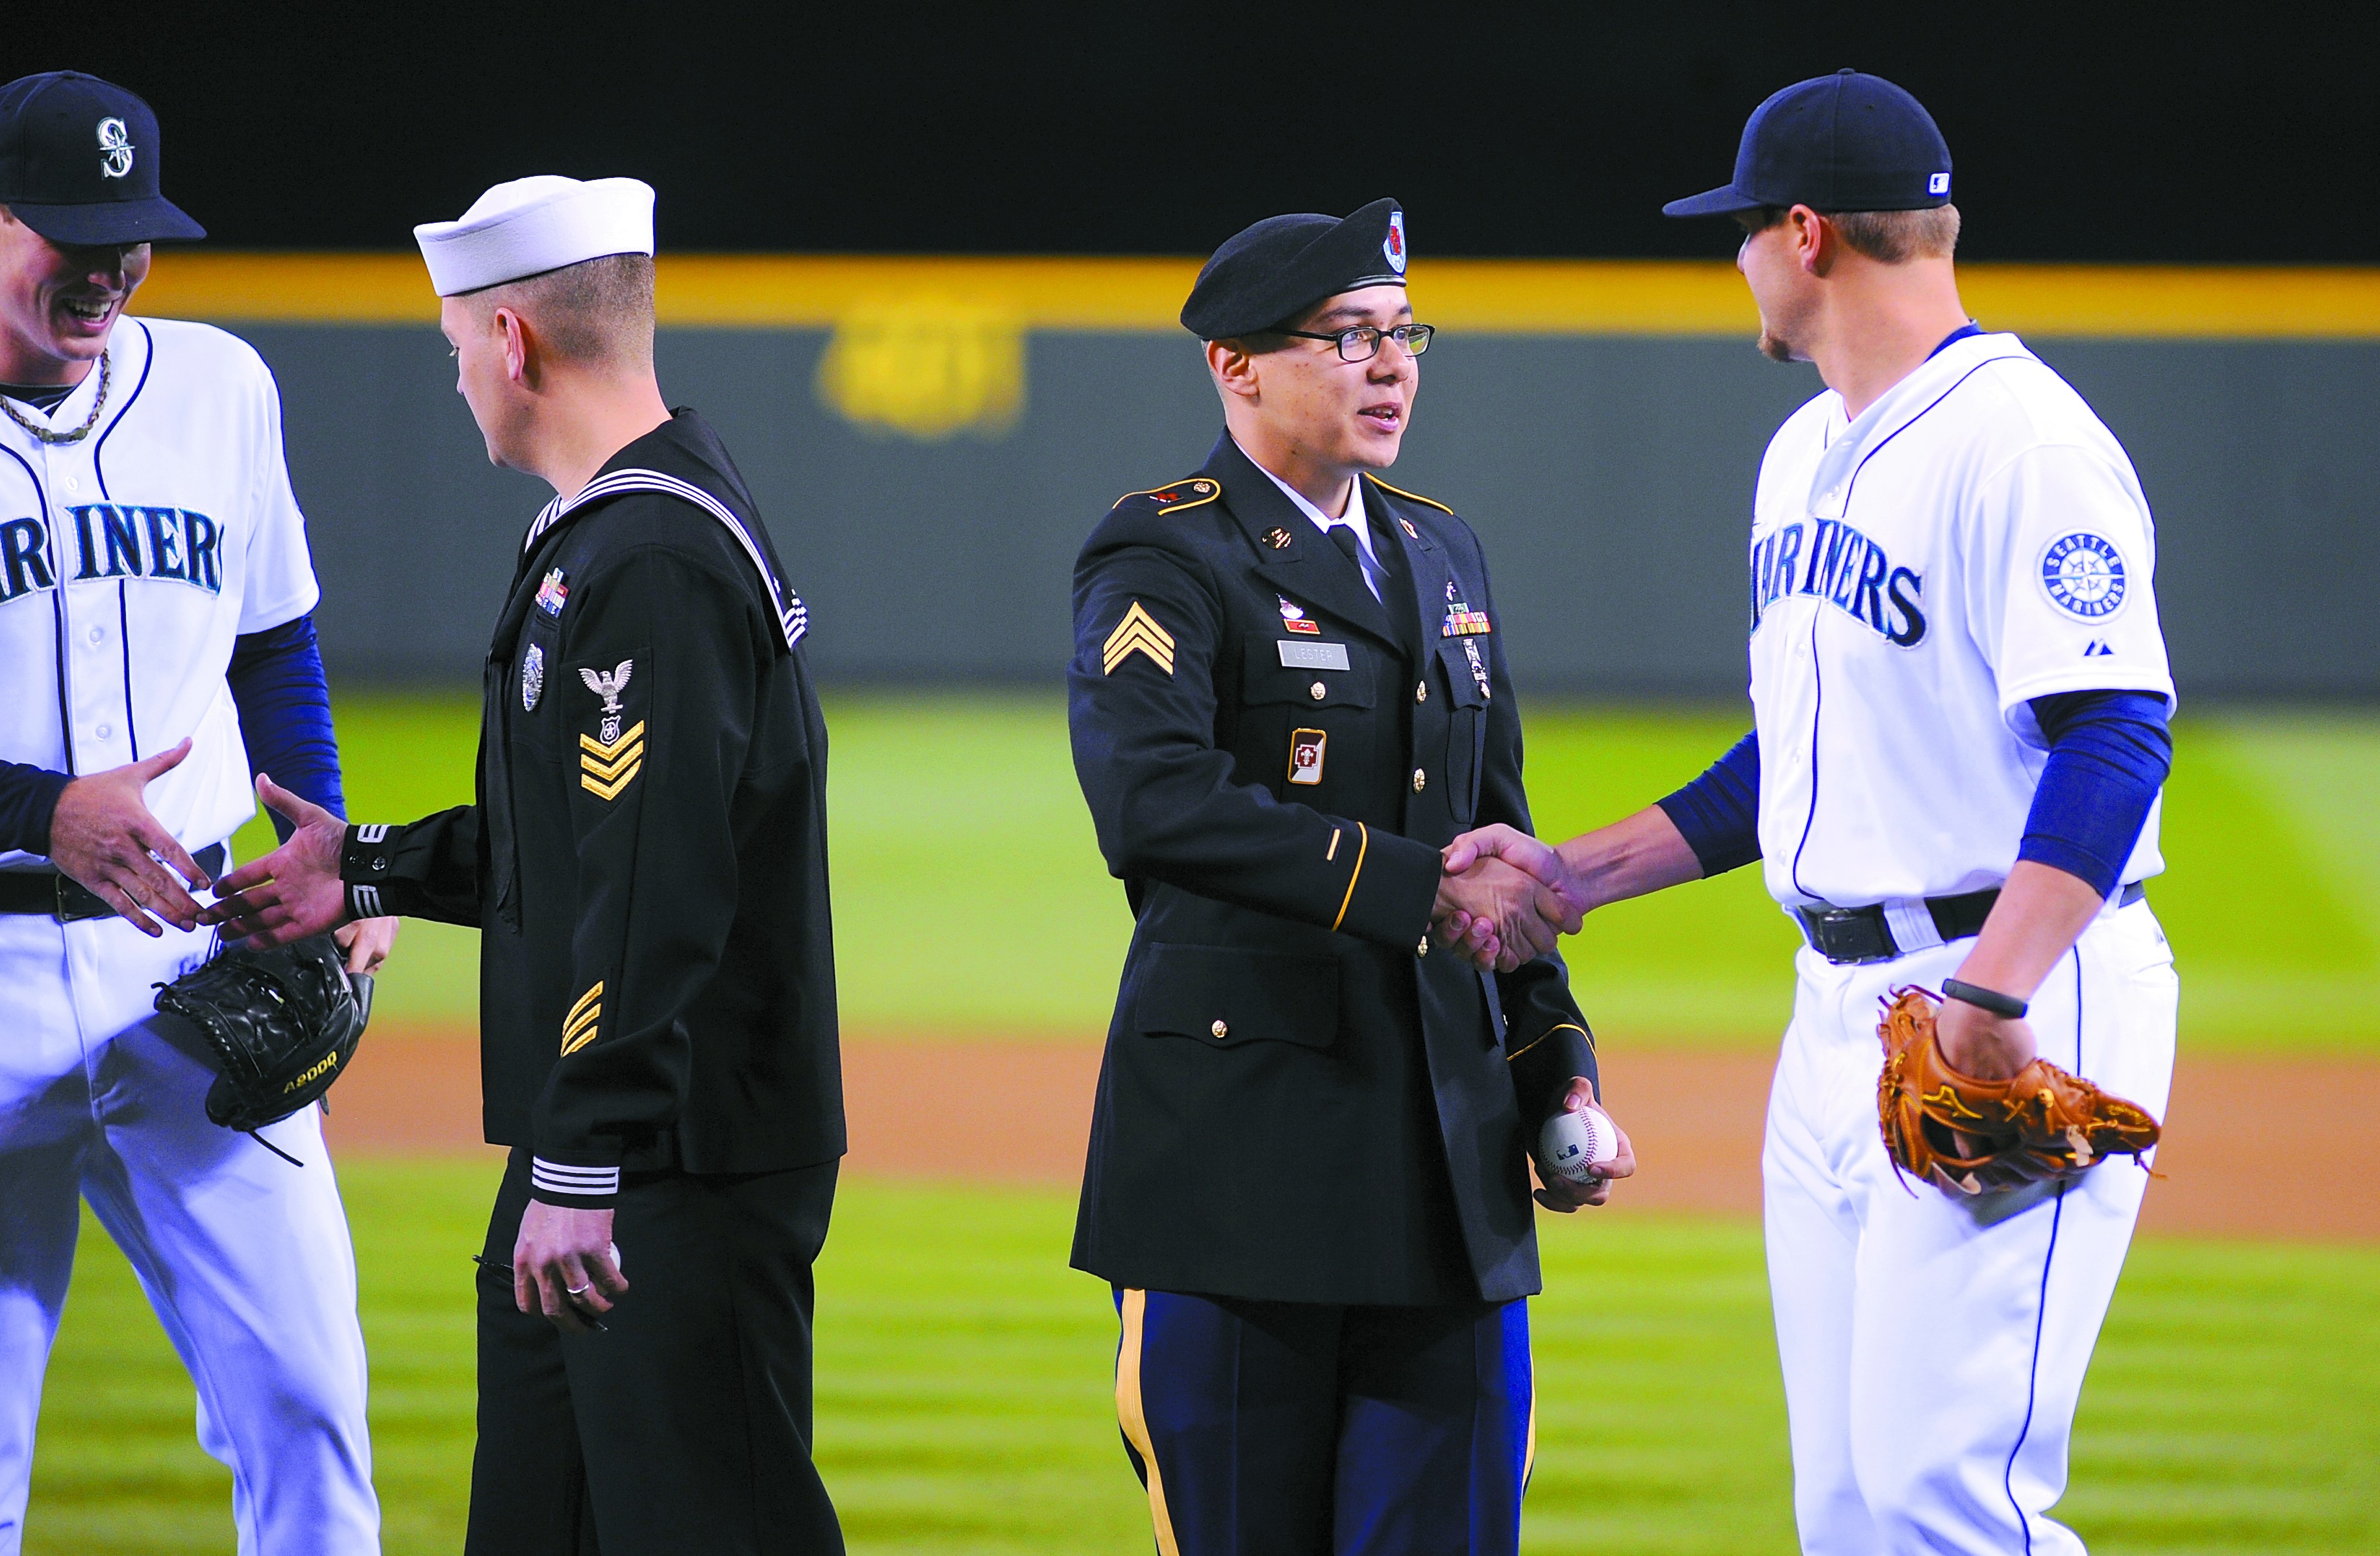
[1277,640,1350,671]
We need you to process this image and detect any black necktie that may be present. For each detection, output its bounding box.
[1327,523,1384,601]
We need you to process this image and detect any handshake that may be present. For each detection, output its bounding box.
[1430,823,1585,973]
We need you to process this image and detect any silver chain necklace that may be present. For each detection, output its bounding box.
[0,352,110,445]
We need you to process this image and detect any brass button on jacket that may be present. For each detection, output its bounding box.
[1415,681,1428,703]
[1309,681,1326,700]
[1210,1019,1228,1039]
[1412,768,1426,792]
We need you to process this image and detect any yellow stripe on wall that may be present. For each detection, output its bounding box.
[129,252,2380,339]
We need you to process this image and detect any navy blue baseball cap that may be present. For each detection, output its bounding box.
[0,72,204,245]
[1664,69,1952,218]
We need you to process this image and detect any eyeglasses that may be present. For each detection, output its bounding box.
[1275,323,1435,362]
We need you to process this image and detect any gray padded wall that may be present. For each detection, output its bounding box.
[242,325,2377,700]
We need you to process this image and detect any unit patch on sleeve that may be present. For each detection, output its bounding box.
[575,657,645,799]
[1101,601,1176,675]
[1287,729,1326,785]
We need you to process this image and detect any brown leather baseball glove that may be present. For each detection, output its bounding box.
[1876,986,2161,1196]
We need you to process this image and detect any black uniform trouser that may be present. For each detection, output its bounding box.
[465,1149,845,1556]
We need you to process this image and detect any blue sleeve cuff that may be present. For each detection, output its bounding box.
[227,614,344,842]
[1656,728,1761,877]
[0,762,73,857]
[2018,690,2173,897]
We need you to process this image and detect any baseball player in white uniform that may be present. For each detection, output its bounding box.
[0,72,391,1553]
[1440,72,2177,1554]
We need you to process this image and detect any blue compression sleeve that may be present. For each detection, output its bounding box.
[1655,728,1762,877]
[0,760,73,856]
[227,613,345,842]
[2019,690,2172,897]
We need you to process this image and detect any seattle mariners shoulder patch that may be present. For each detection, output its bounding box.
[2039,533,2129,620]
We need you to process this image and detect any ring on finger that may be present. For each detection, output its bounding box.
[565,1282,591,1297]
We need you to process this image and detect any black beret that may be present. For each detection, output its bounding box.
[1180,197,1408,340]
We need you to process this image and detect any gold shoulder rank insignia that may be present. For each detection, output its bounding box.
[1112,477,1222,515]
[1364,473,1455,516]
[560,981,603,1056]
[579,720,646,799]
[1102,601,1176,675]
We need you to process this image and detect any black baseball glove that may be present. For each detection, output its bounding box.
[154,935,373,1148]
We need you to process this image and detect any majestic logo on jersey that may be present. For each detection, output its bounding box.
[97,118,134,179]
[2039,533,2128,620]
[1384,210,1407,274]
[1747,518,1927,647]
[0,506,225,607]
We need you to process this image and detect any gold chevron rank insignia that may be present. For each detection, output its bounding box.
[579,720,646,799]
[560,981,603,1056]
[1101,601,1175,675]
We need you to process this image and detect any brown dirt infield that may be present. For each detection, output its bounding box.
[330,1025,2377,1242]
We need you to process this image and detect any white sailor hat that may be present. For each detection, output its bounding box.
[413,175,655,297]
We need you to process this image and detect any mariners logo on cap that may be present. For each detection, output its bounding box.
[95,118,132,179]
[2040,533,2128,620]
[1384,210,1407,275]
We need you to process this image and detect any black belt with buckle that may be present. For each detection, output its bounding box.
[1796,880,2145,966]
[0,843,228,922]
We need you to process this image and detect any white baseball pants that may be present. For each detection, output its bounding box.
[0,907,379,1555]
[1763,896,2177,1556]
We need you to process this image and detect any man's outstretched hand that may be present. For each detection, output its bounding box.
[1433,825,1585,972]
[201,775,351,946]
[47,739,212,936]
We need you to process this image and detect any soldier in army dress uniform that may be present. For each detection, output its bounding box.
[207,177,844,1556]
[1068,198,1634,1556]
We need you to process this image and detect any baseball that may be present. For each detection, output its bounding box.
[1538,1103,1621,1185]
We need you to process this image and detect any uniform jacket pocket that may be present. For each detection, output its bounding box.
[1135,943,1341,1049]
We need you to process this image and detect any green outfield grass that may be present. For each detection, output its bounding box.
[25,1167,2379,1555]
[262,690,2380,1050]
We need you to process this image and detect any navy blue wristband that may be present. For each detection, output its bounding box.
[227,613,345,841]
[2018,691,2172,898]
[1657,728,1761,877]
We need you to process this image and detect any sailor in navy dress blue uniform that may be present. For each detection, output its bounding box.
[1067,199,1617,1555]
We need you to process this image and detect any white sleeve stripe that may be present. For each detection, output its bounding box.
[530,1160,621,1196]
[354,823,391,843]
[347,883,382,919]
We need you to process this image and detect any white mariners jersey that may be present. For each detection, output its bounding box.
[1744,331,2174,910]
[0,317,319,868]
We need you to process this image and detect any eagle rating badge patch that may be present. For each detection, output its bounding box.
[2039,533,2128,620]
[576,659,644,801]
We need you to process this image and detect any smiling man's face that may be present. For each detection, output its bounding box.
[0,208,149,384]
[1246,284,1419,473]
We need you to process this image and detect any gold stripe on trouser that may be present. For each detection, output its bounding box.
[1524,1385,1537,1487]
[1115,1289,1182,1556]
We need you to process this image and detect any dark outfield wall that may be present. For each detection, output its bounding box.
[244,325,2378,701]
